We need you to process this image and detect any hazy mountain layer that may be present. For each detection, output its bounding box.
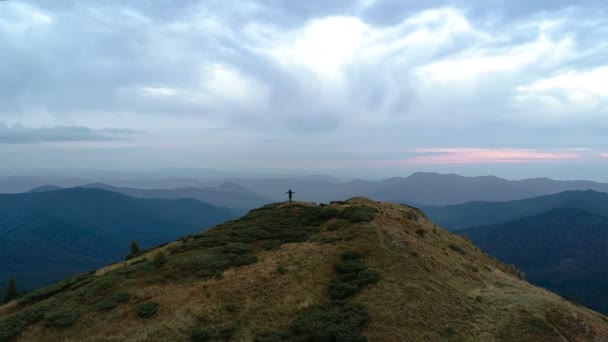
[79,182,272,211]
[422,190,608,230]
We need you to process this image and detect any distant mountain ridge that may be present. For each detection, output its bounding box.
[0,188,235,292]
[459,207,608,314]
[370,172,608,205]
[227,172,608,205]
[7,172,608,206]
[79,182,272,211]
[421,190,608,230]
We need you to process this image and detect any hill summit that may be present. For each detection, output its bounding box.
[1,198,607,341]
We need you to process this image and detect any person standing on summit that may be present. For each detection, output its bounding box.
[286,189,295,203]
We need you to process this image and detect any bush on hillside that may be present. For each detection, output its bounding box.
[254,332,289,341]
[328,281,358,300]
[191,326,212,341]
[334,260,367,274]
[136,302,159,318]
[96,292,130,311]
[338,205,377,223]
[44,309,82,328]
[291,302,369,341]
[448,244,467,255]
[0,305,48,340]
[356,269,381,287]
[152,252,168,267]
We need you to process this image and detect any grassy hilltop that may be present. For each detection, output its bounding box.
[1,198,607,341]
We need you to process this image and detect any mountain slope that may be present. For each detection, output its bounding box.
[1,199,606,341]
[80,182,271,211]
[459,208,608,314]
[0,188,235,292]
[422,189,608,230]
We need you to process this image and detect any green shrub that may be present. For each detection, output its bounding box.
[136,302,159,318]
[327,221,346,231]
[233,254,258,266]
[0,305,48,340]
[328,282,358,300]
[277,265,287,275]
[44,309,82,328]
[152,252,168,267]
[76,276,118,304]
[219,327,235,341]
[213,243,254,255]
[96,292,130,311]
[191,326,212,341]
[320,207,340,220]
[334,260,367,274]
[299,206,325,225]
[261,240,282,250]
[254,332,288,341]
[415,229,426,237]
[356,269,381,286]
[337,272,358,282]
[338,205,377,223]
[291,302,369,341]
[448,244,467,255]
[329,252,380,300]
[341,251,363,260]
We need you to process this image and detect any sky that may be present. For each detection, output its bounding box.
[1,0,607,180]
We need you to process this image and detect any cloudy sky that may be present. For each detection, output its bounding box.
[1,0,607,180]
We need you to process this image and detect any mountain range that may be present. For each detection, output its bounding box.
[422,190,608,230]
[0,188,234,292]
[6,172,608,206]
[227,172,608,205]
[1,199,606,341]
[74,182,271,212]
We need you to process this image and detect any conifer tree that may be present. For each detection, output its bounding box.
[3,277,20,304]
[130,240,141,256]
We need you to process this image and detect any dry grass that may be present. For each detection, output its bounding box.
[4,198,608,341]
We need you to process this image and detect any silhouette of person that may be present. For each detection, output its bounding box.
[286,189,295,203]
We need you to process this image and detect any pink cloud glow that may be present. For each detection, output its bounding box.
[402,148,581,165]
[601,153,608,158]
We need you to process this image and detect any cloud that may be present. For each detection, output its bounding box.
[0,123,136,144]
[401,148,581,164]
[514,67,608,118]
[0,0,607,175]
